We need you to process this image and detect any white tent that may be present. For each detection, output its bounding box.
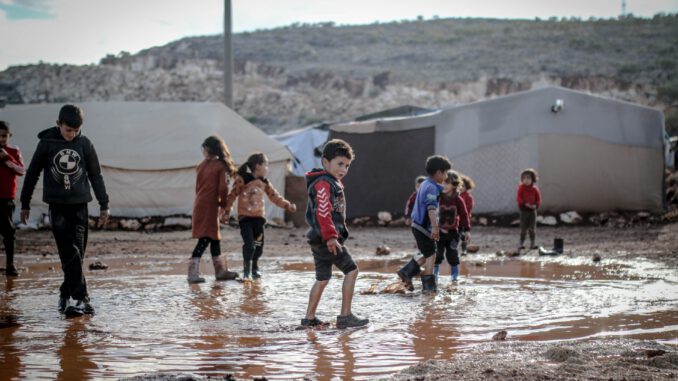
[272,125,329,176]
[1,102,292,221]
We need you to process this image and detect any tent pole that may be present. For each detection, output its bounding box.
[223,0,233,108]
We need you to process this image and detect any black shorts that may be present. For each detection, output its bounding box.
[412,227,437,258]
[310,243,358,281]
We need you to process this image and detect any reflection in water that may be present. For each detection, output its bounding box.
[0,254,676,380]
[0,279,21,381]
[57,318,96,381]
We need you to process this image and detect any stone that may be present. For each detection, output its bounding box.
[88,261,109,270]
[375,245,391,256]
[592,254,602,262]
[492,330,507,340]
[120,219,141,231]
[537,215,557,226]
[478,217,488,226]
[377,211,392,223]
[163,217,192,229]
[560,211,582,224]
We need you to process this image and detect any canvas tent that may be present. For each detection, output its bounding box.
[1,102,292,222]
[329,86,666,218]
[329,112,439,218]
[272,124,329,176]
[438,86,665,214]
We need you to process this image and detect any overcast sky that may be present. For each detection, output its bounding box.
[1,0,677,70]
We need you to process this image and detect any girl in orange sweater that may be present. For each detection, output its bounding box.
[225,153,296,279]
[189,136,239,283]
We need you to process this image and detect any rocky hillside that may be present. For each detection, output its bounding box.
[1,15,677,133]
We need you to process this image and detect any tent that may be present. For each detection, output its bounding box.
[329,87,666,217]
[1,102,292,222]
[329,112,439,218]
[438,86,665,214]
[272,124,329,176]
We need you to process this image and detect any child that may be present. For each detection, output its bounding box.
[516,168,541,250]
[0,121,25,277]
[302,139,368,329]
[434,171,470,282]
[20,105,109,316]
[188,135,239,283]
[225,152,296,279]
[397,155,452,293]
[404,175,426,225]
[459,174,475,256]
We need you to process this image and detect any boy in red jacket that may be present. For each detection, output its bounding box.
[0,121,26,276]
[516,168,541,250]
[302,139,368,329]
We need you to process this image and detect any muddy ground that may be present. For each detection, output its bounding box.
[3,223,678,380]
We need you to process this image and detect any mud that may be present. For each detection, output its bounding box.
[1,224,676,380]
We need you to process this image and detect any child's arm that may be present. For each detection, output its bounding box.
[458,197,471,232]
[516,186,526,209]
[85,140,110,226]
[217,171,230,211]
[265,182,296,212]
[313,179,339,242]
[4,147,25,176]
[224,176,243,216]
[466,193,474,215]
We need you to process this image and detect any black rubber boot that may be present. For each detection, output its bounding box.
[421,274,437,294]
[553,238,564,254]
[251,260,261,279]
[397,258,421,291]
[243,260,251,279]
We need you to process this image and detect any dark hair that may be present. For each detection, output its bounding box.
[202,135,236,175]
[237,152,267,177]
[415,175,426,186]
[0,120,9,132]
[461,174,475,191]
[322,139,354,161]
[58,104,84,128]
[520,168,538,183]
[425,155,452,176]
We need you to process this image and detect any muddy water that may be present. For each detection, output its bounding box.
[1,253,677,380]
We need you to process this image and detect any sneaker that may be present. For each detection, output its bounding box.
[460,251,468,257]
[252,269,261,279]
[81,297,95,315]
[518,245,526,250]
[58,297,69,313]
[64,303,84,318]
[300,317,327,327]
[5,264,19,277]
[336,313,369,329]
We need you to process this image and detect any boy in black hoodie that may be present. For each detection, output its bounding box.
[302,139,368,329]
[20,105,109,316]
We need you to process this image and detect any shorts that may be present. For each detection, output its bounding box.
[412,227,437,258]
[310,242,358,281]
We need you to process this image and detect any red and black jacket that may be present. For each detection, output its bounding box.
[305,169,349,244]
[0,144,25,199]
[516,184,542,211]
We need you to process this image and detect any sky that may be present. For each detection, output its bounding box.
[1,0,677,70]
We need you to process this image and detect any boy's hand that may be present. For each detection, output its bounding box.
[0,149,7,159]
[20,209,29,224]
[98,209,110,228]
[431,226,440,241]
[405,218,411,226]
[326,238,342,255]
[287,203,297,213]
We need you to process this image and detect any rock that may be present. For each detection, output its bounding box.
[506,251,521,257]
[537,215,557,226]
[104,219,120,230]
[495,250,505,257]
[478,217,488,226]
[375,244,391,256]
[492,330,507,340]
[560,211,582,224]
[163,217,192,229]
[120,219,141,231]
[466,245,480,253]
[351,216,371,226]
[592,254,602,262]
[510,219,520,226]
[545,346,580,362]
[88,261,109,270]
[473,262,485,267]
[377,211,392,223]
[361,283,380,295]
[646,349,667,358]
[637,211,651,218]
[647,352,678,369]
[143,223,160,231]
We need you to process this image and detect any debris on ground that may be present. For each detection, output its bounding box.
[89,261,109,270]
[492,330,508,341]
[376,244,392,255]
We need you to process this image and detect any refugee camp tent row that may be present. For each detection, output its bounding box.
[329,86,667,218]
[1,102,292,222]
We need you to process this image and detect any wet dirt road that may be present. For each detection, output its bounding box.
[1,240,677,380]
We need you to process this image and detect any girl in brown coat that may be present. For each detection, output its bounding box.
[225,153,296,279]
[188,136,239,283]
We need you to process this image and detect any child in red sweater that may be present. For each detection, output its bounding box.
[434,171,470,281]
[404,175,426,225]
[0,121,25,276]
[516,168,541,250]
[459,174,475,256]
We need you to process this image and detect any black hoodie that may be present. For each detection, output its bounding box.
[20,127,109,210]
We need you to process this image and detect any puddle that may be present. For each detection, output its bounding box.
[1,254,677,380]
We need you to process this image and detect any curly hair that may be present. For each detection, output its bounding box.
[520,168,538,183]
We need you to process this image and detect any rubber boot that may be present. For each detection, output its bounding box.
[553,238,564,254]
[421,274,437,294]
[213,255,238,281]
[251,261,261,279]
[187,257,206,283]
[451,265,459,281]
[397,258,421,291]
[433,265,440,281]
[243,260,251,280]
